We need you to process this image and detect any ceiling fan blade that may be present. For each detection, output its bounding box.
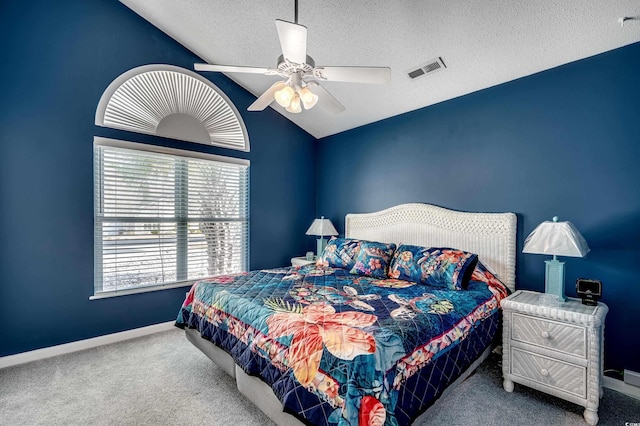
[247,81,288,111]
[275,20,307,64]
[311,84,345,115]
[195,63,271,74]
[313,66,391,84]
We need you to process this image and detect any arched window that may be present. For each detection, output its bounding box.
[95,64,249,152]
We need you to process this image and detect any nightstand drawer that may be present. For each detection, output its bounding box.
[512,313,586,358]
[511,348,586,398]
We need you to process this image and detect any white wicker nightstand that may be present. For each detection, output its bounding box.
[291,256,315,267]
[501,290,608,425]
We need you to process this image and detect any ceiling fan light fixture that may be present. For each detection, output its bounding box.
[299,87,318,110]
[286,94,302,113]
[275,84,295,107]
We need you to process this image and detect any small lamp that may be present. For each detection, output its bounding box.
[305,216,338,258]
[523,216,590,301]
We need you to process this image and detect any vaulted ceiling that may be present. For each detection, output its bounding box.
[121,0,640,139]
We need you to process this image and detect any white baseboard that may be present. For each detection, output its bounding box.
[603,376,640,401]
[0,321,175,370]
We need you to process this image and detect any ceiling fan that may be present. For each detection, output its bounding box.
[194,1,391,115]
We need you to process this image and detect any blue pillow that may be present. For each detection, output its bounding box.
[349,240,397,279]
[316,237,362,270]
[389,245,478,290]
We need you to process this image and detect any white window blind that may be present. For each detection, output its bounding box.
[93,137,249,297]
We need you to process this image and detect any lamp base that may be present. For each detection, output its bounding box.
[545,259,566,302]
[316,238,328,258]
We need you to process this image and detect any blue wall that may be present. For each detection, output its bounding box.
[317,42,640,373]
[1,0,637,376]
[0,0,315,356]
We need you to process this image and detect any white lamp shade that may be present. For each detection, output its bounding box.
[299,87,318,110]
[523,217,590,257]
[286,94,302,113]
[305,217,338,237]
[274,85,295,107]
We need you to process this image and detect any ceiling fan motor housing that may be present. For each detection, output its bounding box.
[277,54,315,74]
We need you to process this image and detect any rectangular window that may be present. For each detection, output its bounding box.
[93,137,249,298]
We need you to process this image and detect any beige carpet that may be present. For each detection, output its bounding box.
[0,328,273,425]
[1,327,639,425]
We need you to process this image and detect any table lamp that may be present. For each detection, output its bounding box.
[522,216,590,301]
[305,216,338,258]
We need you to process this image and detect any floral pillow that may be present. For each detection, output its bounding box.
[389,245,478,290]
[349,240,397,279]
[316,237,362,270]
[470,261,510,300]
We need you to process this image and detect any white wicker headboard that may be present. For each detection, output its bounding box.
[345,203,517,292]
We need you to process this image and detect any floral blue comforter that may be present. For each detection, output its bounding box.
[176,263,509,425]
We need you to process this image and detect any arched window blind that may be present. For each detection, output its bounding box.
[95,65,250,152]
[92,137,249,298]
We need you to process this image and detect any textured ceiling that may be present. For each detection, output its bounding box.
[120,0,640,139]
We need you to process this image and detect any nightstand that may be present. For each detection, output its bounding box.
[501,290,608,425]
[291,256,315,267]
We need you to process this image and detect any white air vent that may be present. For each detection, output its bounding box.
[406,57,446,80]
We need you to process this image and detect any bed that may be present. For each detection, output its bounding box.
[176,203,517,425]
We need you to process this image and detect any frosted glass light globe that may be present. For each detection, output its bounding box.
[274,85,295,107]
[299,87,318,109]
[286,94,302,113]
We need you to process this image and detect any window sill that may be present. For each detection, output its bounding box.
[89,280,195,300]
